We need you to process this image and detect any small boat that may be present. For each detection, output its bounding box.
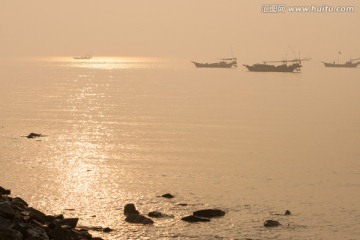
[73,55,92,60]
[192,58,237,68]
[244,58,311,72]
[323,58,360,68]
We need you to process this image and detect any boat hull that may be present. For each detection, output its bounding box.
[243,63,301,72]
[192,61,237,68]
[323,62,360,68]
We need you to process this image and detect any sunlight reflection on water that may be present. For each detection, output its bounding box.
[40,56,163,70]
[1,58,360,239]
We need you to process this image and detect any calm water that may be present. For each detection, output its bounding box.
[0,57,360,239]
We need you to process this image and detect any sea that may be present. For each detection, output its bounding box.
[0,56,359,239]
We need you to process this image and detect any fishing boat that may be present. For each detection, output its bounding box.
[323,58,360,68]
[243,58,311,72]
[192,58,237,68]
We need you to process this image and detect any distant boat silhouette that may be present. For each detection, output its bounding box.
[192,58,237,68]
[73,55,92,60]
[244,58,311,72]
[323,58,360,68]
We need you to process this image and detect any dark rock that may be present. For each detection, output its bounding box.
[11,222,29,237]
[125,214,154,224]
[102,227,112,233]
[177,203,188,206]
[55,218,79,228]
[161,193,174,199]
[148,211,174,219]
[181,215,210,223]
[0,202,16,219]
[0,227,23,240]
[24,207,47,223]
[124,203,139,216]
[48,228,79,240]
[285,210,291,215]
[0,186,102,239]
[0,187,11,195]
[193,209,225,218]
[26,225,49,240]
[11,197,29,210]
[264,220,281,227]
[148,211,164,218]
[27,133,42,139]
[0,216,12,228]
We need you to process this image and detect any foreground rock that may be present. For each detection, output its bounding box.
[264,220,281,227]
[193,209,225,218]
[181,208,225,223]
[0,187,11,196]
[0,186,104,240]
[123,204,154,224]
[123,203,139,216]
[181,215,210,223]
[125,214,154,224]
[148,211,173,219]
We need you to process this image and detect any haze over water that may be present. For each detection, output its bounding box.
[1,57,360,239]
[1,1,360,239]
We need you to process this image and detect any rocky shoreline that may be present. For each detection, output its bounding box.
[1,186,291,239]
[0,186,105,240]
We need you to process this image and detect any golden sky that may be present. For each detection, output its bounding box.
[1,0,359,60]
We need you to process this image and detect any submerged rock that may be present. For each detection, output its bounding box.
[181,215,211,223]
[193,209,225,218]
[124,203,139,216]
[264,220,281,227]
[125,214,154,224]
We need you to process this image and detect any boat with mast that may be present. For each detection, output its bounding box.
[322,53,360,68]
[243,57,311,72]
[191,58,237,68]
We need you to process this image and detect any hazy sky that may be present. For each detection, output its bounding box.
[1,0,359,61]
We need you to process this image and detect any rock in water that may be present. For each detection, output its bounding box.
[161,193,174,199]
[181,215,211,223]
[124,203,139,216]
[125,214,154,224]
[26,132,42,138]
[264,220,281,227]
[148,211,164,218]
[193,209,225,218]
[148,211,173,218]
